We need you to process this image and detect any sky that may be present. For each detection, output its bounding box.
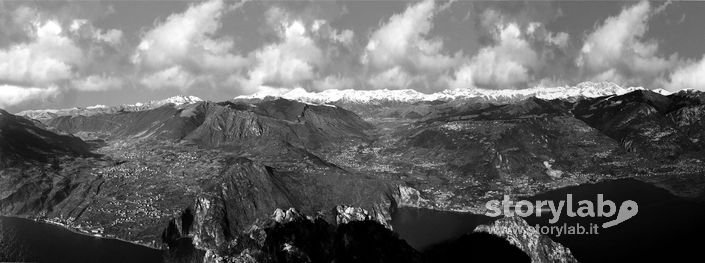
[1,0,705,112]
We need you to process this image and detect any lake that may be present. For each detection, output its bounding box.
[390,178,705,263]
[390,206,493,250]
[0,216,164,263]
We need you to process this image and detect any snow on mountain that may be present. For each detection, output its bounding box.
[130,95,203,107]
[17,82,648,122]
[18,95,203,121]
[235,82,645,104]
[652,88,673,96]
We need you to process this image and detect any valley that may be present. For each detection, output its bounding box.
[2,85,705,262]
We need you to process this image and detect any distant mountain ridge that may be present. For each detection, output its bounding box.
[0,109,93,168]
[17,95,203,121]
[14,83,655,121]
[44,98,372,149]
[235,81,646,104]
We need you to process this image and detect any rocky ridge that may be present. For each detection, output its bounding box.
[474,216,578,263]
[17,95,203,121]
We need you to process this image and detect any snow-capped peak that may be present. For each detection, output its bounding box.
[17,95,204,121]
[129,95,203,107]
[86,104,108,109]
[236,87,426,103]
[652,88,673,96]
[161,95,203,105]
[234,82,645,104]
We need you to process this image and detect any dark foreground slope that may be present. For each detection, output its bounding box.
[163,208,537,263]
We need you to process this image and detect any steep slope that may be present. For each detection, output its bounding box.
[18,95,203,122]
[0,109,93,168]
[46,99,372,150]
[162,157,296,250]
[474,216,578,263]
[572,90,699,159]
[163,207,541,263]
[46,103,207,141]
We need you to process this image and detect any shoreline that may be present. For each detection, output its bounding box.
[0,215,165,251]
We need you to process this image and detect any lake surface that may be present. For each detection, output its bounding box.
[522,178,705,263]
[390,179,705,262]
[390,207,493,250]
[0,216,164,263]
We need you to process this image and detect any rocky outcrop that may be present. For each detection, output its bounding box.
[163,207,540,263]
[333,205,391,229]
[392,185,428,208]
[161,158,295,253]
[474,216,578,263]
[163,206,420,263]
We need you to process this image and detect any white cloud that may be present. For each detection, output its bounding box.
[241,10,324,91]
[450,18,539,89]
[331,29,354,46]
[526,22,570,48]
[665,55,705,91]
[94,29,123,46]
[9,6,38,31]
[546,32,569,48]
[72,75,124,92]
[362,0,458,89]
[70,19,123,46]
[313,75,355,91]
[140,66,195,90]
[70,19,88,33]
[0,20,83,84]
[133,0,246,74]
[311,19,354,46]
[368,67,416,89]
[0,84,60,108]
[577,1,673,83]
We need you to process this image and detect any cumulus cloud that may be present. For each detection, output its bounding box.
[70,19,123,46]
[368,66,417,89]
[526,22,569,48]
[576,1,674,84]
[133,0,247,82]
[665,55,705,91]
[449,11,540,89]
[0,84,60,108]
[362,0,458,89]
[140,66,196,90]
[311,19,354,47]
[313,75,355,91]
[71,74,124,91]
[240,8,325,91]
[0,19,83,84]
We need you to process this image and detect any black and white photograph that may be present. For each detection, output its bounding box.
[1,0,705,262]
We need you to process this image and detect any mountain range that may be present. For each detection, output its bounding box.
[236,81,647,104]
[17,82,645,121]
[2,82,705,263]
